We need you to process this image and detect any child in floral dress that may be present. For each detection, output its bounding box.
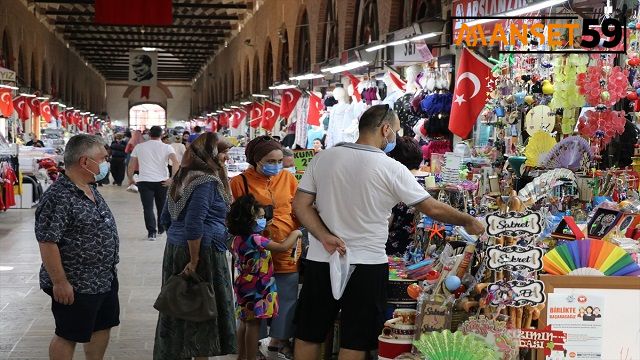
[227,194,302,360]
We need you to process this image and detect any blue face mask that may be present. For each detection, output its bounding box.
[87,158,110,182]
[383,134,397,153]
[253,218,267,233]
[261,163,283,176]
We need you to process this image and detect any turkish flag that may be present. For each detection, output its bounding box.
[64,110,75,125]
[74,111,82,126]
[209,117,218,133]
[218,112,229,128]
[344,72,362,102]
[307,92,323,126]
[95,0,172,26]
[40,100,52,123]
[28,97,41,117]
[248,102,263,128]
[51,103,59,119]
[59,110,67,127]
[231,108,247,129]
[12,96,29,121]
[261,101,280,131]
[0,88,14,117]
[449,48,492,139]
[279,88,302,119]
[388,70,406,92]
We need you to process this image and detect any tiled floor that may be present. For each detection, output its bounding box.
[0,185,237,359]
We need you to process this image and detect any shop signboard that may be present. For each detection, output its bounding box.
[388,24,424,65]
[293,149,314,172]
[452,0,531,36]
[487,245,544,272]
[0,67,16,83]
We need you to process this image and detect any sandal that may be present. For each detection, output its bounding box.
[277,344,294,360]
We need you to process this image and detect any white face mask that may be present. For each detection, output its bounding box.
[286,167,296,174]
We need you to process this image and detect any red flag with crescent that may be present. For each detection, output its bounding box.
[64,110,74,125]
[231,108,247,129]
[51,103,59,119]
[28,97,41,117]
[58,109,67,126]
[307,92,323,126]
[209,117,218,133]
[344,72,362,102]
[248,102,263,128]
[74,111,82,126]
[40,100,52,123]
[261,100,280,131]
[448,48,492,139]
[279,88,302,119]
[218,112,229,128]
[0,88,14,117]
[12,96,29,121]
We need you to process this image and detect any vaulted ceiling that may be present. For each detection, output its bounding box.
[31,0,253,81]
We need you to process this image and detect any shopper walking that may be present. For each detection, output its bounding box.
[188,126,203,144]
[110,133,127,186]
[127,126,180,241]
[35,134,120,360]
[171,135,187,165]
[293,105,485,360]
[227,195,302,360]
[125,130,143,166]
[153,133,237,360]
[229,136,300,360]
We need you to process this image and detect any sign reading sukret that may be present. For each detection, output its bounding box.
[485,210,543,238]
[487,245,543,272]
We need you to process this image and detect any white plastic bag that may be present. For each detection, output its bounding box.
[329,248,355,300]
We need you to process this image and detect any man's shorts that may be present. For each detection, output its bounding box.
[294,260,388,351]
[43,278,120,343]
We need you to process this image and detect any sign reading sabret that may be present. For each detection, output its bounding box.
[485,210,543,238]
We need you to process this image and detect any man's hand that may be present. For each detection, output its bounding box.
[161,178,173,187]
[320,234,346,255]
[53,280,74,305]
[181,261,198,276]
[464,217,485,236]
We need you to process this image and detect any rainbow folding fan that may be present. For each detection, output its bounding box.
[413,330,500,360]
[543,239,640,276]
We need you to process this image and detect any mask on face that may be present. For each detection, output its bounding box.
[253,218,267,233]
[86,158,110,182]
[286,167,296,174]
[383,131,397,153]
[261,163,283,176]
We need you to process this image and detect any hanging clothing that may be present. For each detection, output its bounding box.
[326,102,354,148]
[306,127,326,149]
[394,94,421,137]
[382,89,403,108]
[292,96,310,149]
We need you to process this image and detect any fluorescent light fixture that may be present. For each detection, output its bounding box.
[81,112,90,115]
[59,104,67,108]
[20,93,36,98]
[388,39,410,47]
[37,96,49,101]
[0,266,14,271]
[240,101,252,105]
[321,61,369,74]
[230,105,240,109]
[66,107,74,110]
[410,32,443,42]
[90,113,95,116]
[252,93,269,98]
[74,110,81,113]
[50,102,59,105]
[0,84,18,90]
[223,108,231,111]
[268,83,297,90]
[142,47,157,52]
[463,0,567,27]
[365,43,388,52]
[290,73,325,81]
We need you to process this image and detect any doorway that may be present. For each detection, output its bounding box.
[129,103,166,130]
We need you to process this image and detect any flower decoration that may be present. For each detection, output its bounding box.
[577,108,626,149]
[549,55,587,111]
[576,65,628,107]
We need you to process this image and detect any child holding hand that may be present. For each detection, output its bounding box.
[227,194,302,360]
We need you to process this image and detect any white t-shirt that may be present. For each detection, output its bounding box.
[170,142,186,164]
[130,139,176,182]
[298,142,430,264]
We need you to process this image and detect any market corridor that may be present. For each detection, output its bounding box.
[0,186,235,360]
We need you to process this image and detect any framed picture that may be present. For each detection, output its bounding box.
[586,208,621,239]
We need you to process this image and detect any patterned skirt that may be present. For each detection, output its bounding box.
[153,243,237,359]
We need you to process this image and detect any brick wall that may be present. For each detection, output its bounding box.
[0,0,107,113]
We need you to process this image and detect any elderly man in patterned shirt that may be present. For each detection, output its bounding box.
[36,134,120,360]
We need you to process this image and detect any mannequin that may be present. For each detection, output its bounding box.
[382,72,403,107]
[404,64,423,94]
[326,87,354,148]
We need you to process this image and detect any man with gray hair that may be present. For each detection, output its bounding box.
[36,134,120,360]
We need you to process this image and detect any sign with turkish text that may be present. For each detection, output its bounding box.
[487,245,543,272]
[415,301,452,336]
[488,279,546,307]
[518,326,567,356]
[293,149,314,172]
[388,24,424,65]
[485,210,543,238]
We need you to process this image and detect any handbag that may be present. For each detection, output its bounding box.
[153,272,217,322]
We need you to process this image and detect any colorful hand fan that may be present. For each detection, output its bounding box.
[541,136,592,171]
[543,239,640,276]
[413,330,500,360]
[524,132,557,167]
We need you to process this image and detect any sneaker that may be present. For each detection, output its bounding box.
[148,232,157,241]
[158,226,165,235]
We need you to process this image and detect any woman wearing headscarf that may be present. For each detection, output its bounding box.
[109,133,127,186]
[229,135,300,360]
[154,133,236,359]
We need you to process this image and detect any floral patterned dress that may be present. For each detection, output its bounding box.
[232,234,279,320]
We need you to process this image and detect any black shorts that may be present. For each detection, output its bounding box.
[294,260,388,351]
[43,278,120,343]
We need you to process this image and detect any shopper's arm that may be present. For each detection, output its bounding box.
[414,197,485,235]
[182,183,212,274]
[265,230,303,253]
[38,243,74,305]
[293,191,345,255]
[169,153,179,176]
[127,156,139,184]
[182,238,201,275]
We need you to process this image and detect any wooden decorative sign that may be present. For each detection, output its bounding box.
[519,325,567,356]
[414,301,452,335]
[488,279,546,307]
[487,245,544,272]
[485,210,544,237]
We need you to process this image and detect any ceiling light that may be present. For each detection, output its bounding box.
[37,97,49,101]
[223,108,231,111]
[50,102,59,105]
[410,32,443,42]
[142,47,157,52]
[388,39,410,47]
[0,85,18,90]
[290,73,325,81]
[230,105,240,109]
[19,93,36,98]
[252,94,269,98]
[66,107,74,110]
[59,104,67,108]
[321,61,369,74]
[240,101,252,105]
[365,43,388,52]
[463,0,567,27]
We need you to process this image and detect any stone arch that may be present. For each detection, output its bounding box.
[353,0,380,46]
[294,7,312,75]
[1,29,14,71]
[17,47,25,87]
[263,39,273,89]
[252,52,260,94]
[243,58,250,97]
[276,25,290,82]
[30,52,37,90]
[317,0,339,63]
